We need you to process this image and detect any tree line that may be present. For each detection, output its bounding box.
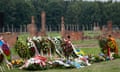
[0,0,120,29]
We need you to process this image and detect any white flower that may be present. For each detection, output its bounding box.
[27,42,30,46]
[33,36,37,40]
[37,36,42,41]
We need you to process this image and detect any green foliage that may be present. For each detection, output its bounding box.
[0,0,120,29]
[0,0,34,27]
[98,38,107,54]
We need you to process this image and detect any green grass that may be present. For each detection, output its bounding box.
[83,31,101,38]
[72,40,98,46]
[81,48,101,55]
[47,32,60,37]
[18,33,29,41]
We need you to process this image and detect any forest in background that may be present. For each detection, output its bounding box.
[0,0,120,29]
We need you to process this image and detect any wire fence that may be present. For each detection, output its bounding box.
[0,24,120,33]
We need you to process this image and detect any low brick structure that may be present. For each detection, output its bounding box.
[0,32,18,48]
[62,31,83,41]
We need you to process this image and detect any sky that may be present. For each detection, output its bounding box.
[83,0,120,2]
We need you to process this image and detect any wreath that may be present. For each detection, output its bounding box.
[99,37,118,55]
[0,43,11,61]
[32,40,41,54]
[27,41,36,57]
[53,38,64,57]
[47,39,55,55]
[107,39,116,50]
[61,40,77,58]
[31,37,56,56]
[98,38,108,54]
[15,41,29,59]
[1,44,10,56]
[40,39,51,54]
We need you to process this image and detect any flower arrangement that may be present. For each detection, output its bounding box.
[27,41,36,57]
[41,39,50,53]
[32,40,41,54]
[47,39,56,55]
[1,44,10,56]
[15,36,38,59]
[107,40,115,49]
[15,40,29,59]
[53,38,64,57]
[11,59,24,67]
[61,40,78,58]
[98,38,107,54]
[19,55,48,70]
[99,36,118,56]
[107,39,117,53]
[39,38,55,56]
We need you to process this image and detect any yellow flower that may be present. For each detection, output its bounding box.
[11,60,15,64]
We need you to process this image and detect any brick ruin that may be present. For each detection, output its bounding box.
[102,21,120,39]
[0,32,18,48]
[1,13,120,48]
[60,16,83,40]
[40,11,47,36]
[27,16,37,37]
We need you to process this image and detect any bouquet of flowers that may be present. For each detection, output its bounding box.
[11,59,24,67]
[19,55,47,70]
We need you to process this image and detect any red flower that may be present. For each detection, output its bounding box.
[1,44,10,56]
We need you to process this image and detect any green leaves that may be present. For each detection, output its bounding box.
[1,0,120,30]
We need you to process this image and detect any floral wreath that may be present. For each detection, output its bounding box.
[0,40,11,62]
[98,38,108,54]
[99,37,117,54]
[107,40,116,49]
[39,38,55,55]
[15,41,29,59]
